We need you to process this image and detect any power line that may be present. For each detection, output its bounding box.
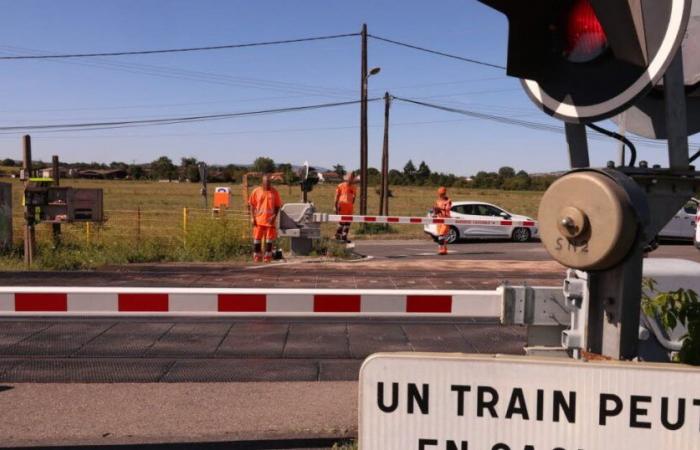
[0,33,360,60]
[392,96,699,151]
[0,99,379,133]
[368,34,506,70]
[0,45,357,100]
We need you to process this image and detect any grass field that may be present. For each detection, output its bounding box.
[0,178,543,270]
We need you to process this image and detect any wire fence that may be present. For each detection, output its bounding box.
[10,207,251,246]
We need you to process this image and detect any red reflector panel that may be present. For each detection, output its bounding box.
[218,294,266,312]
[119,294,168,312]
[15,293,67,312]
[314,295,361,313]
[407,295,452,313]
[566,0,608,63]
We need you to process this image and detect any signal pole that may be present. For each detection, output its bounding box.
[359,23,368,215]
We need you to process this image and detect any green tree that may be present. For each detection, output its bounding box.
[416,161,431,183]
[498,166,516,179]
[253,157,275,174]
[333,164,347,177]
[389,169,404,185]
[109,161,128,170]
[150,156,177,181]
[472,171,499,188]
[180,157,200,182]
[403,160,416,182]
[1,158,16,167]
[128,165,145,180]
[277,163,299,186]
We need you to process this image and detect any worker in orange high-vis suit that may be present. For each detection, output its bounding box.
[334,172,357,242]
[248,174,283,263]
[433,186,452,255]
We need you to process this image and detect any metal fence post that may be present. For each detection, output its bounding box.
[136,206,141,243]
[182,207,189,244]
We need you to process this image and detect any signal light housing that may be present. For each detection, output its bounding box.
[478,0,692,123]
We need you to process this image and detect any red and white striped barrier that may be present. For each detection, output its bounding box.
[314,213,536,227]
[0,287,503,318]
[0,287,502,317]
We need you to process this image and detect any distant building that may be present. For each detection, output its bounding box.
[318,171,342,183]
[39,167,70,179]
[75,169,127,180]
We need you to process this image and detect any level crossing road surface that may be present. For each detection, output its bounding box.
[0,317,524,383]
[0,240,696,290]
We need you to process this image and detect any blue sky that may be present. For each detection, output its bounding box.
[0,0,680,175]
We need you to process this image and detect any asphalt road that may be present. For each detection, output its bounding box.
[355,239,700,261]
[0,317,524,383]
[0,239,696,290]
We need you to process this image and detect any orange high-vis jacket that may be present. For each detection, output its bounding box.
[335,182,356,215]
[248,186,282,227]
[434,197,452,236]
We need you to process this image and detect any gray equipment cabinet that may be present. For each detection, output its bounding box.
[278,203,320,256]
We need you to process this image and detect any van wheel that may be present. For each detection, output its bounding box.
[512,227,531,242]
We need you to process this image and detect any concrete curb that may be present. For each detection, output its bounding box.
[0,286,503,317]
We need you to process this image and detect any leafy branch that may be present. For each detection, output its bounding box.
[642,278,700,365]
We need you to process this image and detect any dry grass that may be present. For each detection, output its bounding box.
[0,178,543,269]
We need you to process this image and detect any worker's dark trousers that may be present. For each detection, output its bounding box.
[335,223,350,241]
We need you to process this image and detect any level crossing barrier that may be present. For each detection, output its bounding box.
[0,286,509,317]
[313,213,537,228]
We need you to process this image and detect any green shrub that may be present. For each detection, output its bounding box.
[642,278,700,366]
[355,223,396,235]
[180,216,249,261]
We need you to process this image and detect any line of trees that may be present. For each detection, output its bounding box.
[372,160,557,191]
[2,155,558,190]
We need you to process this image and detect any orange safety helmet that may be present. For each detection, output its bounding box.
[437,186,447,196]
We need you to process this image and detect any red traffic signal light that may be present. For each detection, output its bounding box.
[479,0,692,123]
[565,0,608,63]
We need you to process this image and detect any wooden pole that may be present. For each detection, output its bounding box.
[359,23,369,215]
[22,135,35,268]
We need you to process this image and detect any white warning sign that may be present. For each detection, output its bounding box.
[359,354,700,450]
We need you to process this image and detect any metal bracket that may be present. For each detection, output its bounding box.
[561,270,589,358]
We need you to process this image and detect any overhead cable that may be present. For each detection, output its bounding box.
[368,34,506,70]
[0,33,360,60]
[0,99,378,133]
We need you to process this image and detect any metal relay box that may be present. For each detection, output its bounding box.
[25,186,103,223]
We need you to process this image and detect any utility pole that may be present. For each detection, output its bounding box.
[22,135,35,268]
[52,155,61,245]
[359,23,369,215]
[379,92,391,216]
